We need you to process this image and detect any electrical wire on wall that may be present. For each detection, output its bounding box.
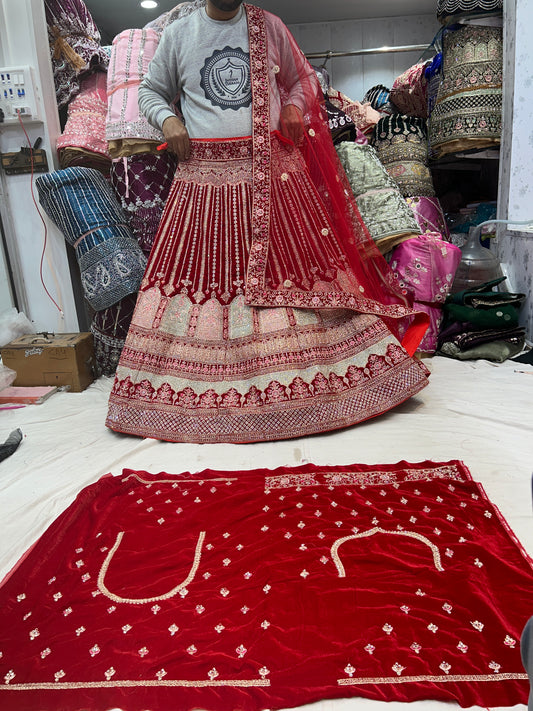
[16,109,65,323]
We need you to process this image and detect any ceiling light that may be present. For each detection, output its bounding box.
[140,0,158,9]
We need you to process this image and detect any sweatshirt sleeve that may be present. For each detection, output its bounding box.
[138,25,182,132]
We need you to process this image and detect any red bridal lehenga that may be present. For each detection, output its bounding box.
[106,5,430,443]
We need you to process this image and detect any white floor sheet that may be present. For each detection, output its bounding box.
[1,355,532,711]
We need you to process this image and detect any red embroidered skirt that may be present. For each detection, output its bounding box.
[106,138,429,443]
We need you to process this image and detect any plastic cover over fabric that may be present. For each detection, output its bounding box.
[335,141,421,254]
[36,167,147,311]
[0,460,531,711]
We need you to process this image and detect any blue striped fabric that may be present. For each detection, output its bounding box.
[36,167,147,310]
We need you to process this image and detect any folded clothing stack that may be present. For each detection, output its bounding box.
[438,277,526,361]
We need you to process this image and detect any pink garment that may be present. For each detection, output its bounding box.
[406,196,450,240]
[390,61,429,119]
[327,87,381,135]
[106,28,164,143]
[56,71,111,158]
[389,233,462,353]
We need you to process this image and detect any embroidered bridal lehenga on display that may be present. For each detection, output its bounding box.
[105,4,430,443]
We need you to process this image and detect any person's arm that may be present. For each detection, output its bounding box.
[138,25,191,160]
[268,15,319,144]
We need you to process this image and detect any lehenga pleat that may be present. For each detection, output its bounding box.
[106,138,429,443]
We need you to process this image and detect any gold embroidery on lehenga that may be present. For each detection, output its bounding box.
[97,530,206,604]
[331,527,444,577]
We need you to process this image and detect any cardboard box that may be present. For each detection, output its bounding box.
[1,333,95,392]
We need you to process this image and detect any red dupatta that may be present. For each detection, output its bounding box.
[244,4,428,355]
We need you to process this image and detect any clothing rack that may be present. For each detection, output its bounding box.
[305,44,435,61]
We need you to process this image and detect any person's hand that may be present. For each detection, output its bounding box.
[280,104,304,145]
[162,115,191,161]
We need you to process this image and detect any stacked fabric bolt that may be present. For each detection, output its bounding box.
[436,0,503,24]
[90,293,139,377]
[106,28,166,159]
[438,277,526,361]
[389,61,431,119]
[57,71,112,174]
[110,152,178,257]
[371,114,436,198]
[388,232,462,353]
[428,23,503,158]
[335,141,421,255]
[405,196,450,239]
[36,167,147,312]
[44,0,109,109]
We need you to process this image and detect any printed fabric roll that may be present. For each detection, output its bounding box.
[436,0,503,24]
[36,167,147,311]
[428,24,502,158]
[57,70,112,174]
[371,114,436,198]
[110,152,178,256]
[405,196,450,239]
[389,232,462,353]
[106,28,165,158]
[44,0,109,109]
[335,141,421,254]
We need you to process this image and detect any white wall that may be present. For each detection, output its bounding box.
[0,0,80,333]
[288,14,440,101]
[497,0,533,338]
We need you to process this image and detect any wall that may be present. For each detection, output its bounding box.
[288,14,440,101]
[495,0,533,338]
[0,0,81,333]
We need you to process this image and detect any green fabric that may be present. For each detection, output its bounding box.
[443,302,520,329]
[439,337,525,362]
[335,142,420,245]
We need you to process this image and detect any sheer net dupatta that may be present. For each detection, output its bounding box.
[244,5,428,356]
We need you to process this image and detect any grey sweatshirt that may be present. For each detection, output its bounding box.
[138,4,311,139]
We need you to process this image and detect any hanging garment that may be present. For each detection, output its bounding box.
[371,115,436,198]
[57,70,112,174]
[428,24,502,158]
[36,167,147,311]
[0,460,531,711]
[110,152,178,256]
[437,0,503,24]
[43,0,109,109]
[105,4,429,443]
[335,141,421,254]
[106,28,166,159]
[388,233,462,353]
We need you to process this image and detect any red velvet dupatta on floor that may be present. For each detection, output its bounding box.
[0,460,531,710]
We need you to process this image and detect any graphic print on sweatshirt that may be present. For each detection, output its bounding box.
[200,46,251,110]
